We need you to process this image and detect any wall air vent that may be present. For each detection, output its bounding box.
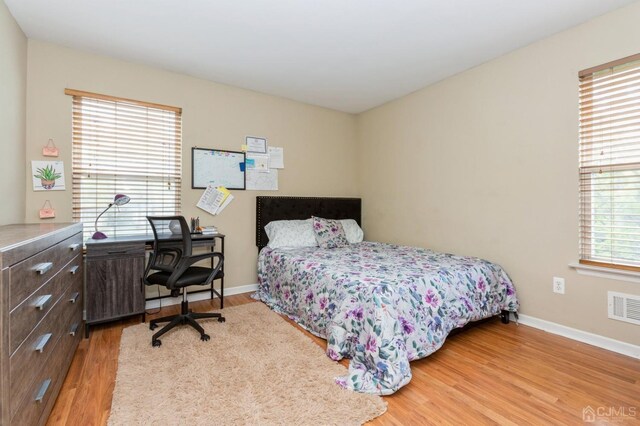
[608,292,640,326]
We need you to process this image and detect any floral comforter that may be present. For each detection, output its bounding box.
[255,241,519,395]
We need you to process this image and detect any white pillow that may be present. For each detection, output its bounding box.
[340,219,364,243]
[265,219,318,249]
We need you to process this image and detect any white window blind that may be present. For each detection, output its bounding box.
[67,89,182,240]
[579,54,640,271]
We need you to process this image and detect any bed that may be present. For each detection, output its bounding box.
[254,196,519,395]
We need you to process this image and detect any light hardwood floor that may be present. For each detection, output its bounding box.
[47,293,640,425]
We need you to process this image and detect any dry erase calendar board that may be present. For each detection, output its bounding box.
[192,148,246,190]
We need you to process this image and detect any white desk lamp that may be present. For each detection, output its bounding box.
[92,194,130,239]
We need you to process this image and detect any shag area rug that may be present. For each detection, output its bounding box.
[108,302,387,425]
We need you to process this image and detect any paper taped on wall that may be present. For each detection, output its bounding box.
[247,169,278,190]
[197,185,234,215]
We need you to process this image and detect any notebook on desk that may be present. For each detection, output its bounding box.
[201,226,218,235]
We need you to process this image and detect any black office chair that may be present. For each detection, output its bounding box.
[144,215,225,347]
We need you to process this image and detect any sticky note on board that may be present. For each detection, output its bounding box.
[239,162,245,172]
[246,158,255,168]
[241,144,248,152]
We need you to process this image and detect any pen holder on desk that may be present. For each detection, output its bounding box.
[190,217,200,232]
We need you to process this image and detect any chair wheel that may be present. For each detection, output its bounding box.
[152,339,162,347]
[149,323,158,330]
[201,334,210,341]
[218,317,226,323]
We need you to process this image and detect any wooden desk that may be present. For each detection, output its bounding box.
[84,233,224,337]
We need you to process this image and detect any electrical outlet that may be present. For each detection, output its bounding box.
[553,277,565,294]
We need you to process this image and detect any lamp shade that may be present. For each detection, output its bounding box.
[113,194,130,206]
[92,194,131,239]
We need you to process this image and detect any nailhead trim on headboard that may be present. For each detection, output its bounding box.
[255,196,362,250]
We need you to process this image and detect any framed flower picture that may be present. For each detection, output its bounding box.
[32,160,66,191]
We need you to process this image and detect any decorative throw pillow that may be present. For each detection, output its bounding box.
[265,219,317,249]
[340,219,364,243]
[312,217,349,249]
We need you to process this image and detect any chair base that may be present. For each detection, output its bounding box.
[149,298,225,347]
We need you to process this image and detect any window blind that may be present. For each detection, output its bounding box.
[579,53,640,271]
[67,89,182,240]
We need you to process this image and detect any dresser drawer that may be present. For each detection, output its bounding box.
[9,255,82,353]
[0,223,83,426]
[10,331,69,426]
[60,266,84,336]
[32,308,83,426]
[9,269,83,422]
[10,309,64,417]
[10,233,83,310]
[61,303,83,358]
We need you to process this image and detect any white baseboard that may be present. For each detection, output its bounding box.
[145,283,259,310]
[145,289,640,359]
[514,313,640,359]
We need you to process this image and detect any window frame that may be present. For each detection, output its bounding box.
[66,89,183,240]
[578,53,640,272]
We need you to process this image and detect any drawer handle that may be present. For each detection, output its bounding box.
[34,262,53,275]
[35,333,53,353]
[34,294,52,310]
[69,265,80,275]
[69,292,80,304]
[35,379,52,403]
[69,243,81,251]
[69,323,79,336]
[107,250,127,255]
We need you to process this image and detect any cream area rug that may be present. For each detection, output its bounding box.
[108,302,387,425]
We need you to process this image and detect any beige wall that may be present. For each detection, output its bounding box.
[357,2,640,345]
[0,1,26,225]
[25,40,358,288]
[18,3,640,344]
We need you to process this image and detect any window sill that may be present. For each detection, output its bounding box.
[569,262,640,284]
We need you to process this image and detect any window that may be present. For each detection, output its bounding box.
[66,89,182,239]
[579,54,640,271]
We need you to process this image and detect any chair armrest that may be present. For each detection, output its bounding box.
[183,251,224,266]
[178,251,224,268]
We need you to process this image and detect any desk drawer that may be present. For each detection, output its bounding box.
[85,241,145,260]
[9,255,82,353]
[10,233,82,310]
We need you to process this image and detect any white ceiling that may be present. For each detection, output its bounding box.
[5,0,637,113]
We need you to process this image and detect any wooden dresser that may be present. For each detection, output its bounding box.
[0,223,83,426]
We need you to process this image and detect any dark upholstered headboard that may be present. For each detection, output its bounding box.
[256,196,361,250]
